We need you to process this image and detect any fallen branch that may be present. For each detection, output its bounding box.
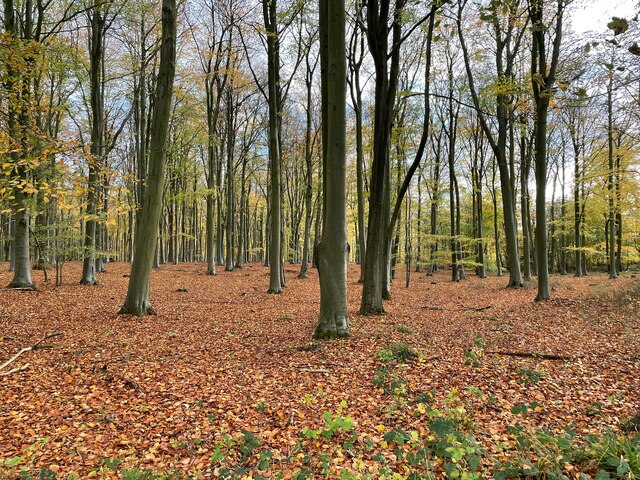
[418,305,493,312]
[486,351,573,361]
[0,332,61,373]
[463,305,493,312]
[2,363,30,376]
[299,368,331,374]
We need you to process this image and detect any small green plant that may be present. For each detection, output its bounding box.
[518,367,545,385]
[299,393,316,408]
[376,348,394,363]
[501,425,640,479]
[511,401,539,416]
[301,400,354,440]
[396,324,412,334]
[372,367,388,388]
[390,343,418,362]
[376,343,418,364]
[465,335,485,366]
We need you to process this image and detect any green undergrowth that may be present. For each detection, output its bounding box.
[3,348,638,479]
[2,409,638,479]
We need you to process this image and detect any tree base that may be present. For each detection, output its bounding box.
[80,279,99,286]
[359,306,386,316]
[313,314,350,340]
[267,287,282,294]
[7,282,36,290]
[118,305,157,316]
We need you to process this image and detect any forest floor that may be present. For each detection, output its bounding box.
[1,262,639,479]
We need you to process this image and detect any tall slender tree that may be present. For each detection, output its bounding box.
[529,0,565,300]
[314,0,349,339]
[458,0,526,287]
[119,0,176,315]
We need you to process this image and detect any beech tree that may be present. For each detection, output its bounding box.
[457,0,526,288]
[314,0,349,339]
[120,0,176,315]
[529,0,565,300]
[3,0,35,289]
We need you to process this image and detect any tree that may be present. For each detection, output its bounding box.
[314,0,349,339]
[264,0,284,293]
[457,0,526,288]
[529,0,565,300]
[119,0,176,315]
[299,24,319,279]
[347,2,367,283]
[80,2,107,285]
[360,0,439,314]
[3,0,35,289]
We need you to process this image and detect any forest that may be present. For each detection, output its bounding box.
[1,0,639,478]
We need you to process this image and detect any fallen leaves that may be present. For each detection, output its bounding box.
[0,262,638,477]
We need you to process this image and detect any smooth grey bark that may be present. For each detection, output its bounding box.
[530,0,563,300]
[471,119,486,278]
[225,86,235,272]
[264,0,283,293]
[520,126,532,281]
[347,4,366,283]
[81,4,105,285]
[201,2,231,274]
[415,166,423,271]
[444,54,460,282]
[119,0,176,315]
[8,191,34,289]
[559,148,567,275]
[606,71,617,279]
[615,142,622,273]
[359,0,405,315]
[490,156,503,276]
[427,131,442,275]
[4,0,34,289]
[361,0,438,313]
[314,0,349,339]
[299,41,318,279]
[572,128,584,276]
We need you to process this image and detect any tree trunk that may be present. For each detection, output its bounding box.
[607,72,617,278]
[530,0,564,299]
[314,0,349,339]
[299,48,317,279]
[120,0,176,315]
[225,87,235,272]
[81,5,105,286]
[265,0,283,293]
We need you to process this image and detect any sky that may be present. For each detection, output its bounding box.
[570,0,638,35]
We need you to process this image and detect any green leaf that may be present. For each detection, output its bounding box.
[607,17,629,35]
[429,418,454,439]
[4,456,24,468]
[511,404,529,416]
[616,460,630,475]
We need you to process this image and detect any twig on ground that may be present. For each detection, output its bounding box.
[299,368,331,374]
[486,350,573,361]
[0,332,61,375]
